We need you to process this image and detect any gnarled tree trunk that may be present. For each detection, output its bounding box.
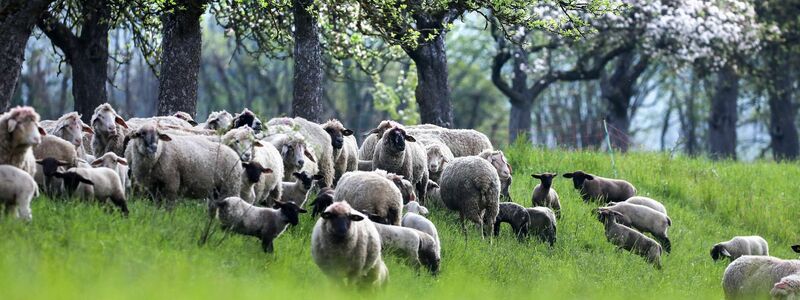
[407,34,453,128]
[707,63,739,160]
[0,0,54,111]
[157,0,206,117]
[291,0,324,123]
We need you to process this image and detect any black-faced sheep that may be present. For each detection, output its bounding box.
[372,124,429,204]
[55,167,129,216]
[90,103,130,157]
[281,171,324,207]
[439,156,500,239]
[333,170,403,226]
[722,255,800,300]
[213,197,307,253]
[311,201,388,288]
[230,108,263,133]
[493,202,529,241]
[563,170,636,204]
[597,208,662,269]
[32,135,79,194]
[531,173,560,218]
[358,120,398,160]
[0,106,46,177]
[321,119,357,186]
[373,222,440,275]
[526,206,557,246]
[0,165,38,221]
[602,201,672,253]
[711,236,769,262]
[310,187,335,217]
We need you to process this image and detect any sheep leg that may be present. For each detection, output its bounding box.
[459,212,468,248]
[416,176,428,206]
[16,203,31,222]
[110,194,129,217]
[261,237,275,253]
[657,235,671,253]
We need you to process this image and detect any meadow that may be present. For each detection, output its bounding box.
[1,144,798,300]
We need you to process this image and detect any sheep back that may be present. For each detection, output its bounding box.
[334,171,403,225]
[723,256,800,300]
[439,156,500,237]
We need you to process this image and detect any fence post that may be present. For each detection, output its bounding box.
[603,119,618,177]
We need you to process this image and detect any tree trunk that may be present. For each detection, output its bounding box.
[767,68,798,161]
[407,34,453,128]
[0,0,53,110]
[291,0,324,123]
[509,101,532,144]
[156,0,205,117]
[599,51,648,152]
[707,63,739,160]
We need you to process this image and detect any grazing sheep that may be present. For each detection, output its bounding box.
[230,108,263,133]
[563,170,636,204]
[310,187,335,217]
[374,169,416,204]
[262,132,318,182]
[222,127,284,205]
[597,208,662,269]
[266,117,335,188]
[405,125,493,157]
[334,170,403,225]
[200,110,233,131]
[125,124,242,207]
[722,255,800,300]
[0,165,38,221]
[372,124,429,204]
[439,156,500,238]
[417,137,453,183]
[43,112,94,159]
[711,236,770,262]
[771,274,800,300]
[401,204,441,271]
[172,111,197,126]
[531,173,561,218]
[616,196,667,215]
[602,201,672,253]
[213,197,307,253]
[90,152,130,192]
[373,223,440,274]
[55,167,129,216]
[0,106,45,177]
[526,206,557,246]
[478,149,513,199]
[794,245,800,254]
[311,201,388,288]
[91,103,130,157]
[321,119,357,185]
[493,202,529,240]
[281,172,324,207]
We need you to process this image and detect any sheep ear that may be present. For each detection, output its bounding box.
[349,214,364,221]
[90,159,103,166]
[81,124,94,134]
[428,181,439,189]
[312,174,324,181]
[115,116,129,128]
[320,212,334,219]
[158,133,172,141]
[304,150,316,163]
[562,173,573,178]
[342,129,353,136]
[57,160,70,166]
[38,126,47,136]
[584,174,595,180]
[720,248,731,258]
[6,119,16,132]
[188,120,198,126]
[116,158,128,165]
[298,208,308,213]
[261,167,273,174]
[404,134,416,142]
[36,159,44,165]
[253,141,264,147]
[791,245,800,253]
[531,174,541,179]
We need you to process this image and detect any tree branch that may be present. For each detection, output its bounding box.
[37,11,79,58]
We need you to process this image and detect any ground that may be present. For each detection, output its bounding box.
[1,144,798,299]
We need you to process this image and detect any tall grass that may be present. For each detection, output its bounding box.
[1,146,798,299]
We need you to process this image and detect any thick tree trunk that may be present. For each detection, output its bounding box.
[707,63,739,160]
[407,34,453,128]
[291,0,324,123]
[0,0,53,110]
[767,69,798,161]
[599,51,648,152]
[509,101,532,144]
[156,0,205,117]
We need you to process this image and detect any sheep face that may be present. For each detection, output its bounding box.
[404,201,429,215]
[129,125,172,158]
[710,244,731,261]
[563,171,594,190]
[320,201,365,240]
[311,187,335,217]
[596,208,622,226]
[281,141,315,172]
[172,112,197,126]
[91,105,127,137]
[322,120,353,150]
[274,200,307,226]
[390,176,415,203]
[771,274,800,300]
[54,171,94,195]
[426,145,450,174]
[532,173,556,187]
[205,111,233,130]
[55,114,92,146]
[293,171,324,190]
[231,109,262,133]
[223,127,263,161]
[382,127,416,153]
[485,151,511,180]
[242,161,272,183]
[36,158,70,177]
[91,153,127,169]
[6,109,44,148]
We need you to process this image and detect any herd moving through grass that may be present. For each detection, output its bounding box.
[0,104,798,299]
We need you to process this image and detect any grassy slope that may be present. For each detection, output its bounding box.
[1,145,798,300]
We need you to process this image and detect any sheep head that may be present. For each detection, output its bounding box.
[381,126,415,153]
[241,161,272,183]
[91,152,127,169]
[771,274,800,300]
[710,244,731,261]
[292,171,324,190]
[4,106,45,148]
[404,201,429,216]
[563,170,594,190]
[480,149,511,180]
[91,103,128,137]
[127,124,171,158]
[596,208,622,226]
[310,187,335,218]
[222,127,263,161]
[426,144,450,174]
[55,112,93,147]
[53,170,94,196]
[322,119,353,150]
[531,172,557,188]
[172,111,197,126]
[274,200,307,226]
[231,108,262,133]
[205,111,233,130]
[320,201,364,240]
[36,158,70,177]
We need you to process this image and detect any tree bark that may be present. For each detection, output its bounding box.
[38,0,110,123]
[600,51,649,152]
[156,0,206,117]
[291,0,324,123]
[767,67,798,161]
[707,63,739,160]
[407,34,453,128]
[0,0,54,111]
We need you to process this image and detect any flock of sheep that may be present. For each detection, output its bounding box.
[0,104,798,298]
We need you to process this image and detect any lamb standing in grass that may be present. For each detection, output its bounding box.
[711,236,769,262]
[597,208,662,269]
[311,201,388,288]
[722,255,800,300]
[222,127,284,205]
[439,156,500,238]
[0,106,45,177]
[373,223,440,274]
[0,165,38,221]
[213,197,307,253]
[333,171,403,225]
[91,152,130,191]
[602,201,672,253]
[55,167,129,216]
[401,202,440,272]
[526,207,557,246]
[493,202,529,241]
[372,124,429,204]
[321,119,357,185]
[563,170,636,204]
[531,173,561,219]
[281,172,324,207]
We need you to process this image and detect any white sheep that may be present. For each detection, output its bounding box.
[372,123,429,203]
[531,173,561,219]
[90,103,130,157]
[771,274,800,300]
[262,132,318,183]
[199,110,233,131]
[311,201,388,288]
[563,170,637,204]
[212,197,307,253]
[222,127,284,205]
[439,156,500,238]
[0,165,39,221]
[711,236,770,262]
[0,106,45,177]
[266,117,334,188]
[602,201,672,253]
[405,125,493,157]
[401,204,441,272]
[332,170,403,225]
[414,135,453,183]
[723,255,800,300]
[55,167,129,216]
[478,149,513,199]
[373,222,440,274]
[621,196,667,215]
[90,152,130,191]
[321,119,357,185]
[42,112,94,159]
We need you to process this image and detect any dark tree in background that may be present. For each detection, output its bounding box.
[600,51,650,152]
[291,0,324,122]
[156,0,208,117]
[707,63,739,160]
[0,0,54,111]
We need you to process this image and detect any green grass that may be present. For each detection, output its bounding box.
[1,145,799,300]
